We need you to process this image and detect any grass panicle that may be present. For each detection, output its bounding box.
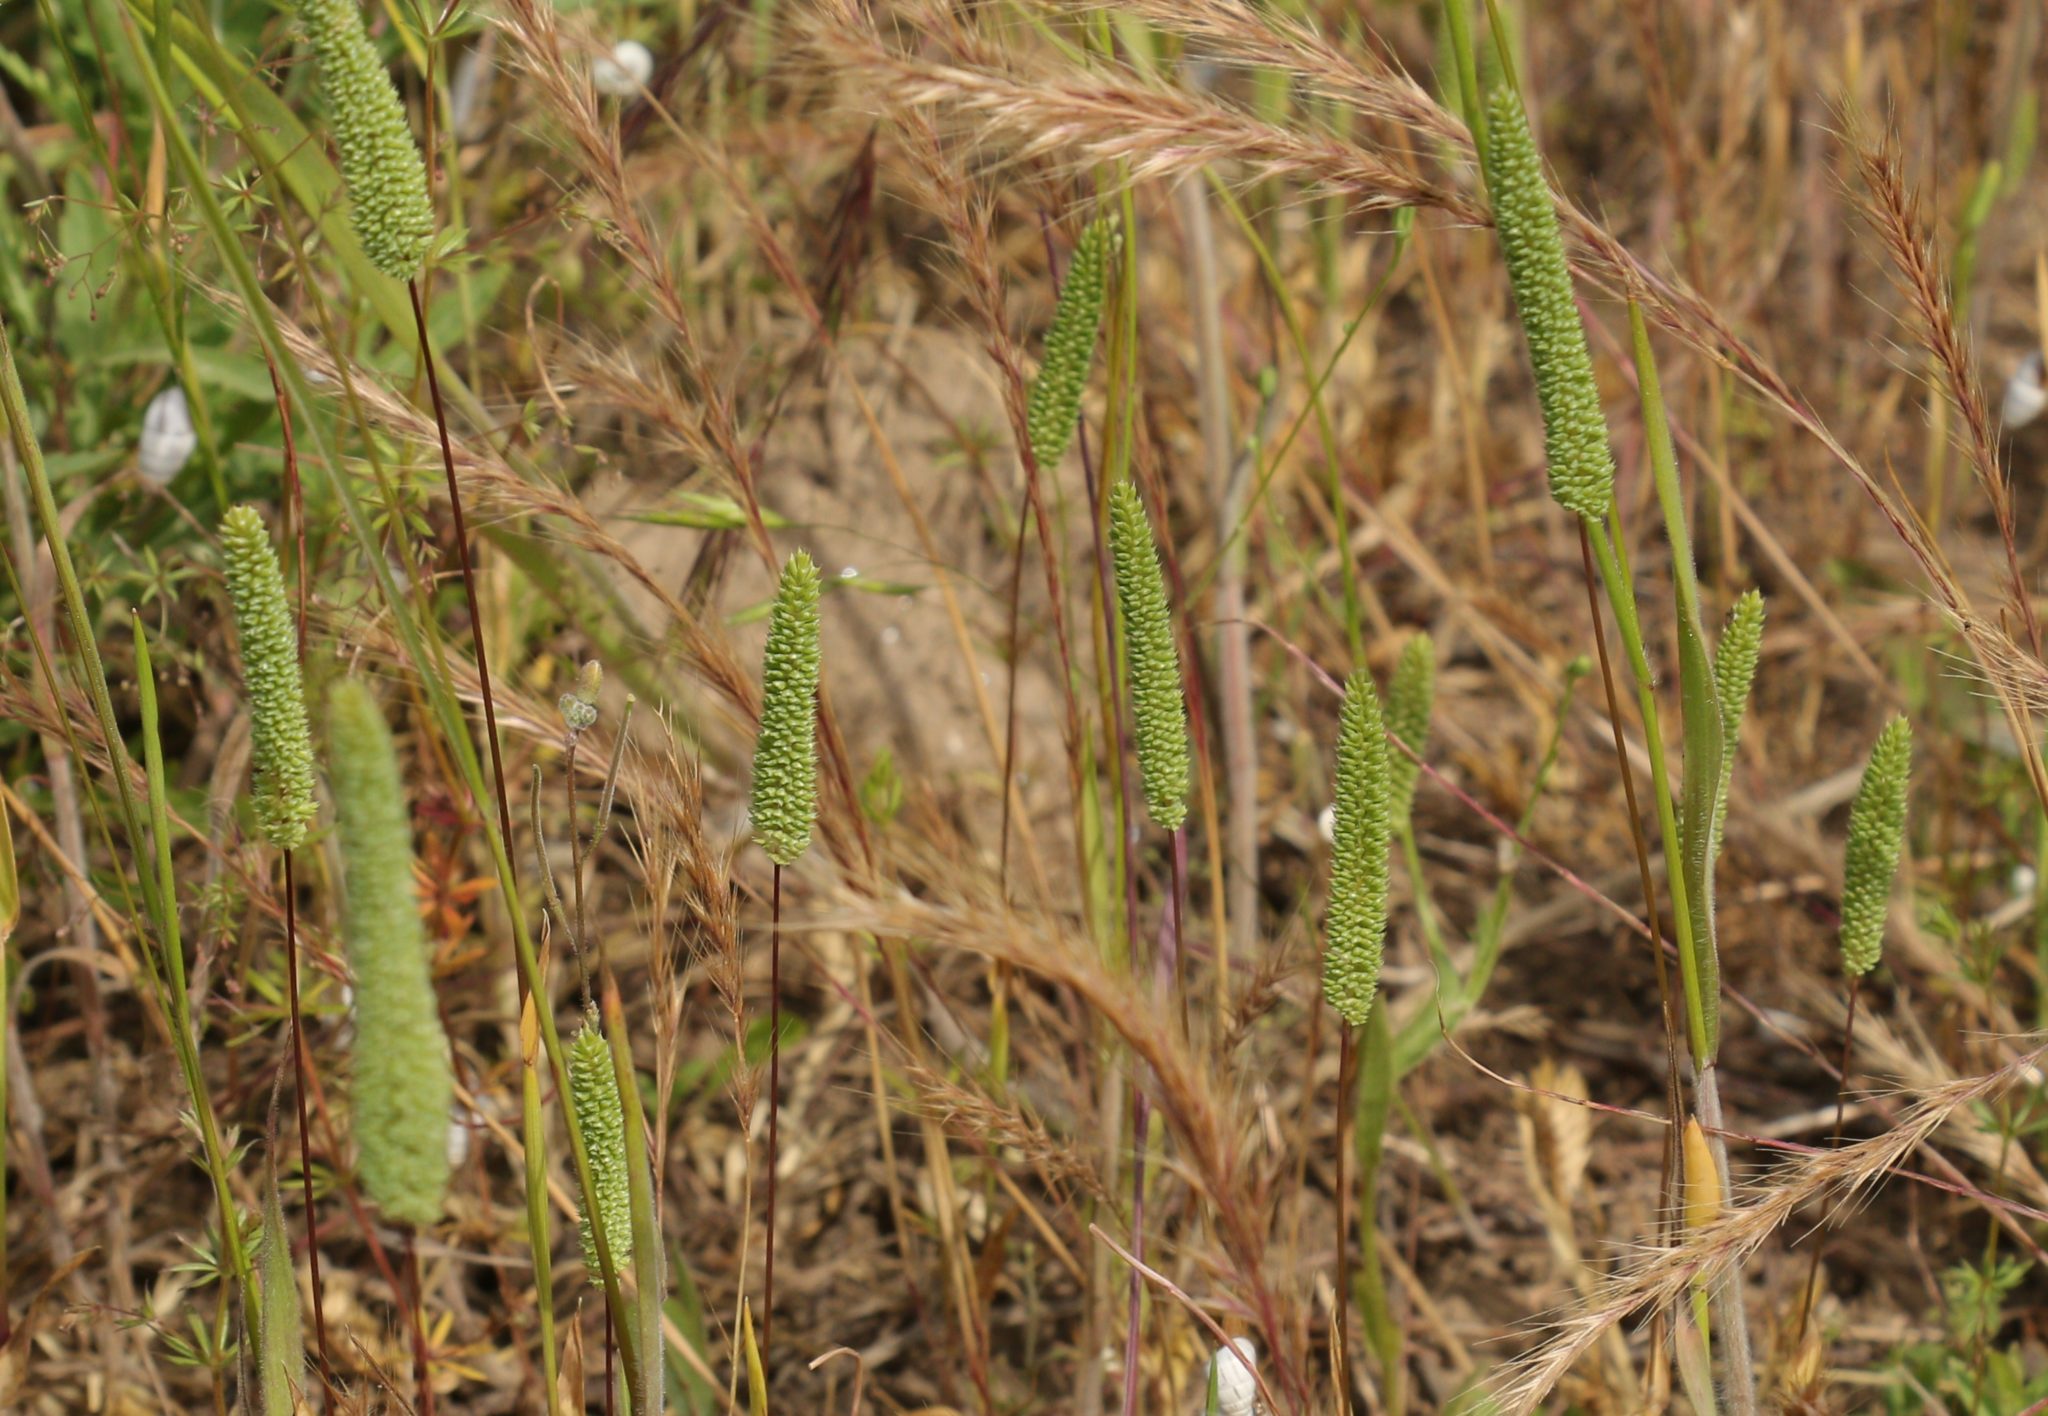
[328,677,453,1228]
[1711,590,1765,855]
[751,550,823,866]
[1841,715,1912,977]
[1108,479,1191,833]
[292,0,434,282]
[1481,86,1615,522]
[567,1014,632,1280]
[1026,216,1115,472]
[1326,668,1393,1028]
[220,506,317,852]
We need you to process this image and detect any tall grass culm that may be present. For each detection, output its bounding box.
[750,548,822,1364]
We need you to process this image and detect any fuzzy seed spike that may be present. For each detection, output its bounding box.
[1026,217,1115,472]
[751,551,823,865]
[258,1179,305,1416]
[1386,632,1436,824]
[1710,589,1765,858]
[1325,669,1392,1027]
[293,0,434,281]
[220,506,317,851]
[1482,87,1616,521]
[328,678,452,1227]
[1840,716,1911,977]
[1108,480,1190,832]
[567,1016,631,1280]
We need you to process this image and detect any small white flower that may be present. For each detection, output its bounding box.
[2013,863,2038,898]
[1317,803,1336,845]
[446,1109,473,1167]
[592,40,653,97]
[2003,351,2046,431]
[1203,1337,1259,1415]
[138,385,197,484]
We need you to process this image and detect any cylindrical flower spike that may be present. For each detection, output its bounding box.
[1026,218,1115,472]
[1710,589,1765,857]
[1482,87,1615,522]
[1386,632,1436,825]
[751,551,823,865]
[1108,480,1190,832]
[293,0,434,282]
[1325,669,1392,1027]
[220,506,318,852]
[258,1180,305,1416]
[328,678,453,1227]
[1840,716,1912,977]
[567,1014,632,1279]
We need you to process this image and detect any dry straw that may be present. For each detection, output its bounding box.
[1108,480,1190,832]
[328,678,452,1227]
[220,506,316,851]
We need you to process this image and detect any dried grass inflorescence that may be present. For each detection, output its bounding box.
[257,1181,304,1416]
[293,0,433,281]
[220,506,317,851]
[1840,715,1912,977]
[751,550,823,866]
[567,1014,632,1278]
[1325,669,1392,1027]
[1386,632,1435,824]
[1025,216,1114,472]
[1108,480,1190,832]
[1482,86,1615,522]
[327,678,452,1227]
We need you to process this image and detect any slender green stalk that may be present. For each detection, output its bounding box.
[0,805,14,1343]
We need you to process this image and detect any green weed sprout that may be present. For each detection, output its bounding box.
[1026,218,1115,471]
[1840,716,1912,977]
[220,506,317,852]
[1108,480,1190,832]
[258,1180,304,1416]
[1386,633,1436,824]
[752,551,823,865]
[293,0,434,282]
[328,678,452,1227]
[1482,86,1615,522]
[1326,669,1393,1027]
[567,1014,631,1279]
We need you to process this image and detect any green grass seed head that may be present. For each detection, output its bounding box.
[751,550,822,866]
[1840,715,1911,978]
[220,506,317,852]
[1482,86,1615,522]
[567,1015,632,1279]
[1386,632,1436,824]
[1325,668,1392,1027]
[1108,479,1190,832]
[1710,589,1766,855]
[258,1179,304,1416]
[293,0,434,282]
[328,677,452,1227]
[1026,217,1115,472]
